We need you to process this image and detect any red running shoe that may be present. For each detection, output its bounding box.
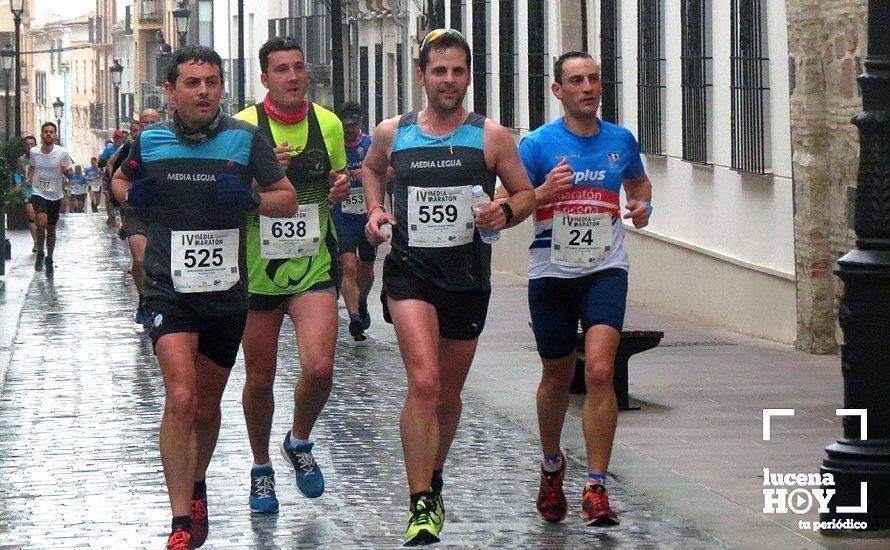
[190,495,209,547]
[535,453,568,523]
[581,484,620,526]
[166,529,192,550]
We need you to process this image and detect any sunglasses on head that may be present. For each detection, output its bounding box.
[420,28,465,51]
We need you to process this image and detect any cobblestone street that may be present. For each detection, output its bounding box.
[0,215,725,548]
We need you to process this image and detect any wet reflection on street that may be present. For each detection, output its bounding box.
[0,214,724,548]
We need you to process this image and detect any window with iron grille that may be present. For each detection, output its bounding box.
[450,0,463,31]
[730,0,769,174]
[471,1,488,115]
[35,71,46,105]
[360,46,369,132]
[681,0,711,164]
[429,0,446,29]
[375,44,383,126]
[121,93,135,122]
[498,0,517,127]
[125,6,133,35]
[528,0,547,130]
[197,0,213,48]
[396,45,404,113]
[637,0,664,155]
[600,0,621,124]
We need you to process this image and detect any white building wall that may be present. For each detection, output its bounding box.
[597,0,796,342]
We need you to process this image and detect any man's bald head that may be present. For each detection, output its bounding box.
[139,108,160,125]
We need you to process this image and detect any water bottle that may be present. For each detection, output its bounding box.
[472,185,500,244]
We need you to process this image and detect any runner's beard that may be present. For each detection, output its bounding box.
[428,87,467,117]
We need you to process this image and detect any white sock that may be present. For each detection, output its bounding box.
[289,433,311,448]
[252,461,273,470]
[542,452,563,473]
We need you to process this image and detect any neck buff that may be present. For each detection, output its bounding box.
[263,93,309,125]
[172,108,224,145]
[345,133,365,149]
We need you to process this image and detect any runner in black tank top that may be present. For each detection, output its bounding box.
[358,29,537,547]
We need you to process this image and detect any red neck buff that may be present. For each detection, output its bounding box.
[263,93,309,124]
[345,133,365,149]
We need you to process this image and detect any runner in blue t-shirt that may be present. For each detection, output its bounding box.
[332,102,378,341]
[516,51,652,528]
[85,157,102,212]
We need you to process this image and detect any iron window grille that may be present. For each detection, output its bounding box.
[730,0,769,174]
[499,0,517,128]
[637,0,665,155]
[681,0,711,164]
[450,0,463,31]
[527,0,547,130]
[360,46,369,133]
[472,0,488,115]
[375,44,383,125]
[600,0,621,124]
[429,0,446,29]
[267,15,331,66]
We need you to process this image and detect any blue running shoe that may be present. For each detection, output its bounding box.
[135,307,149,327]
[249,465,279,514]
[280,431,325,498]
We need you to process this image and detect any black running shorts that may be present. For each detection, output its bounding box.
[380,256,490,341]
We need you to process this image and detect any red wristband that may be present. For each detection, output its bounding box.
[368,203,385,217]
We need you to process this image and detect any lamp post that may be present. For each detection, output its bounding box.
[10,0,24,137]
[820,1,890,536]
[1,44,14,142]
[109,58,123,129]
[172,1,191,50]
[52,97,63,145]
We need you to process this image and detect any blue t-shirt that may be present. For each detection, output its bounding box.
[332,134,372,224]
[518,117,644,279]
[100,144,117,161]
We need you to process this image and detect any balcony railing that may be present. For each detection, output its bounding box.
[141,82,167,112]
[140,0,163,22]
[90,102,105,130]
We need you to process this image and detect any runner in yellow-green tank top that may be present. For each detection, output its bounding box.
[234,100,347,298]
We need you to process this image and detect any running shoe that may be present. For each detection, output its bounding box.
[280,431,325,498]
[581,484,620,526]
[430,475,445,527]
[359,303,371,330]
[536,453,568,523]
[349,318,367,342]
[404,493,443,546]
[44,257,54,276]
[190,494,209,547]
[34,252,44,272]
[135,306,149,327]
[165,529,192,550]
[249,465,280,514]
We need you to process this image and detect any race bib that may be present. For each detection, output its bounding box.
[90,185,102,193]
[407,185,474,248]
[170,229,240,293]
[35,176,54,193]
[259,203,321,259]
[70,184,85,195]
[550,211,613,267]
[341,188,367,215]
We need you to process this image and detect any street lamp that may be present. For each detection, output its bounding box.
[1,44,14,142]
[109,58,123,129]
[10,0,24,137]
[52,97,63,144]
[820,1,890,537]
[172,1,192,50]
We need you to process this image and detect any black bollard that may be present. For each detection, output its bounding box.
[820,0,890,537]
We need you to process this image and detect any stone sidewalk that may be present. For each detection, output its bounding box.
[0,214,725,548]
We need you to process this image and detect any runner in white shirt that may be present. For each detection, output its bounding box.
[27,121,73,274]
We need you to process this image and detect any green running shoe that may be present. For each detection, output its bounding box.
[403,493,443,546]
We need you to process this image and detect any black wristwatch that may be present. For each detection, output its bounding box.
[500,201,514,225]
[248,190,262,212]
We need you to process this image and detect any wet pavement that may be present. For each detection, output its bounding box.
[0,214,726,548]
